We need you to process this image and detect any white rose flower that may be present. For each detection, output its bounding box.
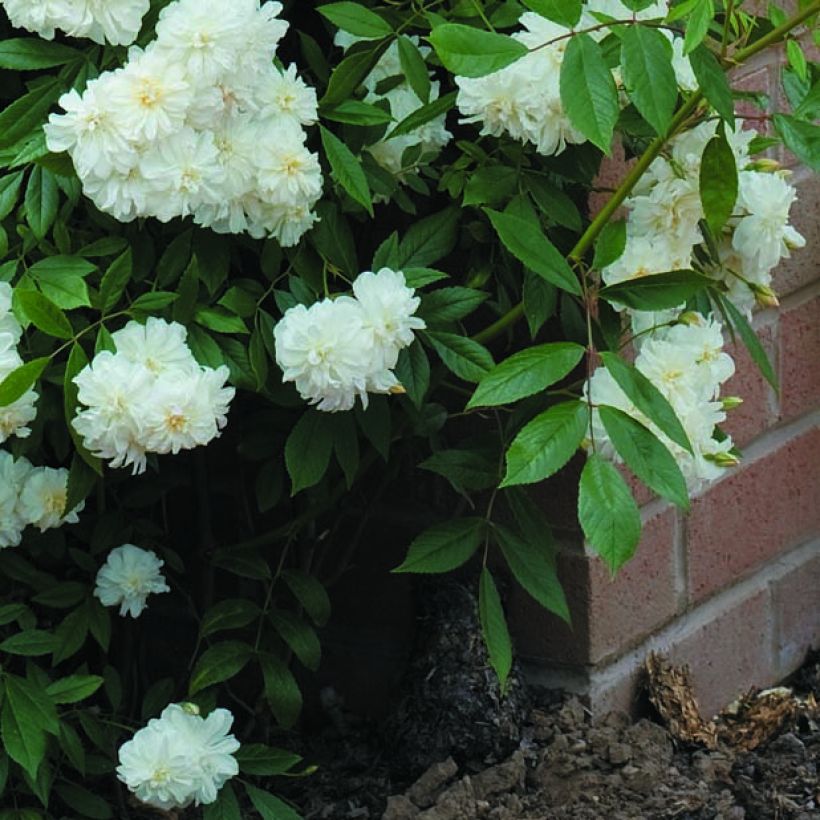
[111,317,198,376]
[0,451,33,549]
[94,544,170,618]
[0,283,23,343]
[18,466,83,532]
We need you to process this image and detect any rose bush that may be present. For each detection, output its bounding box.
[0,0,817,815]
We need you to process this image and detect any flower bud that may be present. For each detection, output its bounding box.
[180,702,201,716]
[752,283,779,308]
[676,311,703,327]
[705,451,741,468]
[721,396,744,410]
[389,383,406,395]
[746,158,781,173]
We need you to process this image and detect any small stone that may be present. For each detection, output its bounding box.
[382,795,420,820]
[608,742,632,765]
[406,758,459,808]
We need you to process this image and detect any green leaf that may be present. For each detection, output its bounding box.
[98,249,133,314]
[398,35,431,103]
[420,286,487,324]
[523,271,557,338]
[1,697,45,781]
[200,599,261,639]
[285,410,334,494]
[0,630,55,656]
[269,611,321,672]
[599,351,692,453]
[599,405,689,509]
[14,289,72,338]
[426,330,494,382]
[318,2,393,38]
[419,449,498,491]
[397,208,459,268]
[321,40,392,106]
[463,165,517,207]
[130,291,179,311]
[394,518,484,573]
[520,0,581,26]
[578,454,641,573]
[468,342,584,408]
[621,25,677,135]
[245,784,302,820]
[281,569,331,627]
[689,44,734,123]
[0,80,61,150]
[593,219,627,271]
[64,344,101,474]
[58,721,86,775]
[236,744,301,776]
[683,0,715,55]
[355,395,391,460]
[203,783,242,820]
[189,641,253,695]
[25,166,59,240]
[501,400,587,487]
[29,256,95,310]
[495,523,568,621]
[6,675,58,734]
[560,34,619,153]
[45,675,103,705]
[478,568,513,692]
[320,126,373,215]
[260,653,303,729]
[718,293,778,391]
[76,237,128,257]
[54,784,113,819]
[524,175,582,232]
[599,270,712,311]
[321,99,394,126]
[194,306,248,335]
[387,91,456,140]
[773,114,820,171]
[0,357,49,407]
[0,171,24,221]
[428,23,527,77]
[403,267,448,288]
[0,38,81,70]
[394,342,430,409]
[794,79,820,119]
[700,126,737,235]
[485,208,581,295]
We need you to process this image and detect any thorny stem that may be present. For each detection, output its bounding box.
[472,0,818,348]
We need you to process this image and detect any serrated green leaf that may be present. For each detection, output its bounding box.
[387,91,456,140]
[683,0,715,54]
[393,518,484,573]
[426,330,494,382]
[45,675,103,705]
[485,208,581,295]
[260,653,303,729]
[599,405,689,509]
[318,2,393,38]
[98,249,133,314]
[599,351,692,453]
[560,34,619,153]
[321,99,394,125]
[0,630,55,656]
[203,783,242,820]
[269,611,321,672]
[281,569,331,627]
[501,400,587,487]
[245,784,303,820]
[0,38,81,70]
[200,599,261,639]
[593,219,627,271]
[398,35,431,103]
[428,23,527,77]
[14,288,72,338]
[700,126,737,235]
[0,357,49,407]
[419,286,487,324]
[419,448,498,491]
[54,784,112,819]
[236,744,302,776]
[599,270,712,311]
[718,293,778,391]
[689,44,734,123]
[520,0,581,26]
[621,25,677,135]
[468,342,584,408]
[578,454,641,573]
[773,113,820,171]
[285,410,335,494]
[495,523,569,622]
[394,342,430,408]
[478,568,512,692]
[25,166,59,240]
[189,641,252,695]
[320,126,373,215]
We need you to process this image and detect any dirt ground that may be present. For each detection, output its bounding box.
[278,583,819,820]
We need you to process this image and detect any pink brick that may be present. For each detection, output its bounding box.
[731,65,773,136]
[588,139,632,221]
[772,171,820,297]
[687,427,820,602]
[722,323,777,447]
[510,508,679,666]
[772,545,820,674]
[779,294,820,420]
[670,588,773,719]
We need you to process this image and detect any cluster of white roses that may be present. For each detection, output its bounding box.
[455,1,695,157]
[45,0,323,246]
[94,544,169,618]
[117,702,239,810]
[587,313,739,489]
[0,283,38,443]
[605,122,805,316]
[72,318,234,475]
[335,34,452,188]
[0,0,148,45]
[0,452,83,549]
[274,268,425,412]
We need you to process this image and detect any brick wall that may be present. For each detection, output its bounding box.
[513,44,820,719]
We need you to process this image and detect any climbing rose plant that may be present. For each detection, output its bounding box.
[0,0,816,815]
